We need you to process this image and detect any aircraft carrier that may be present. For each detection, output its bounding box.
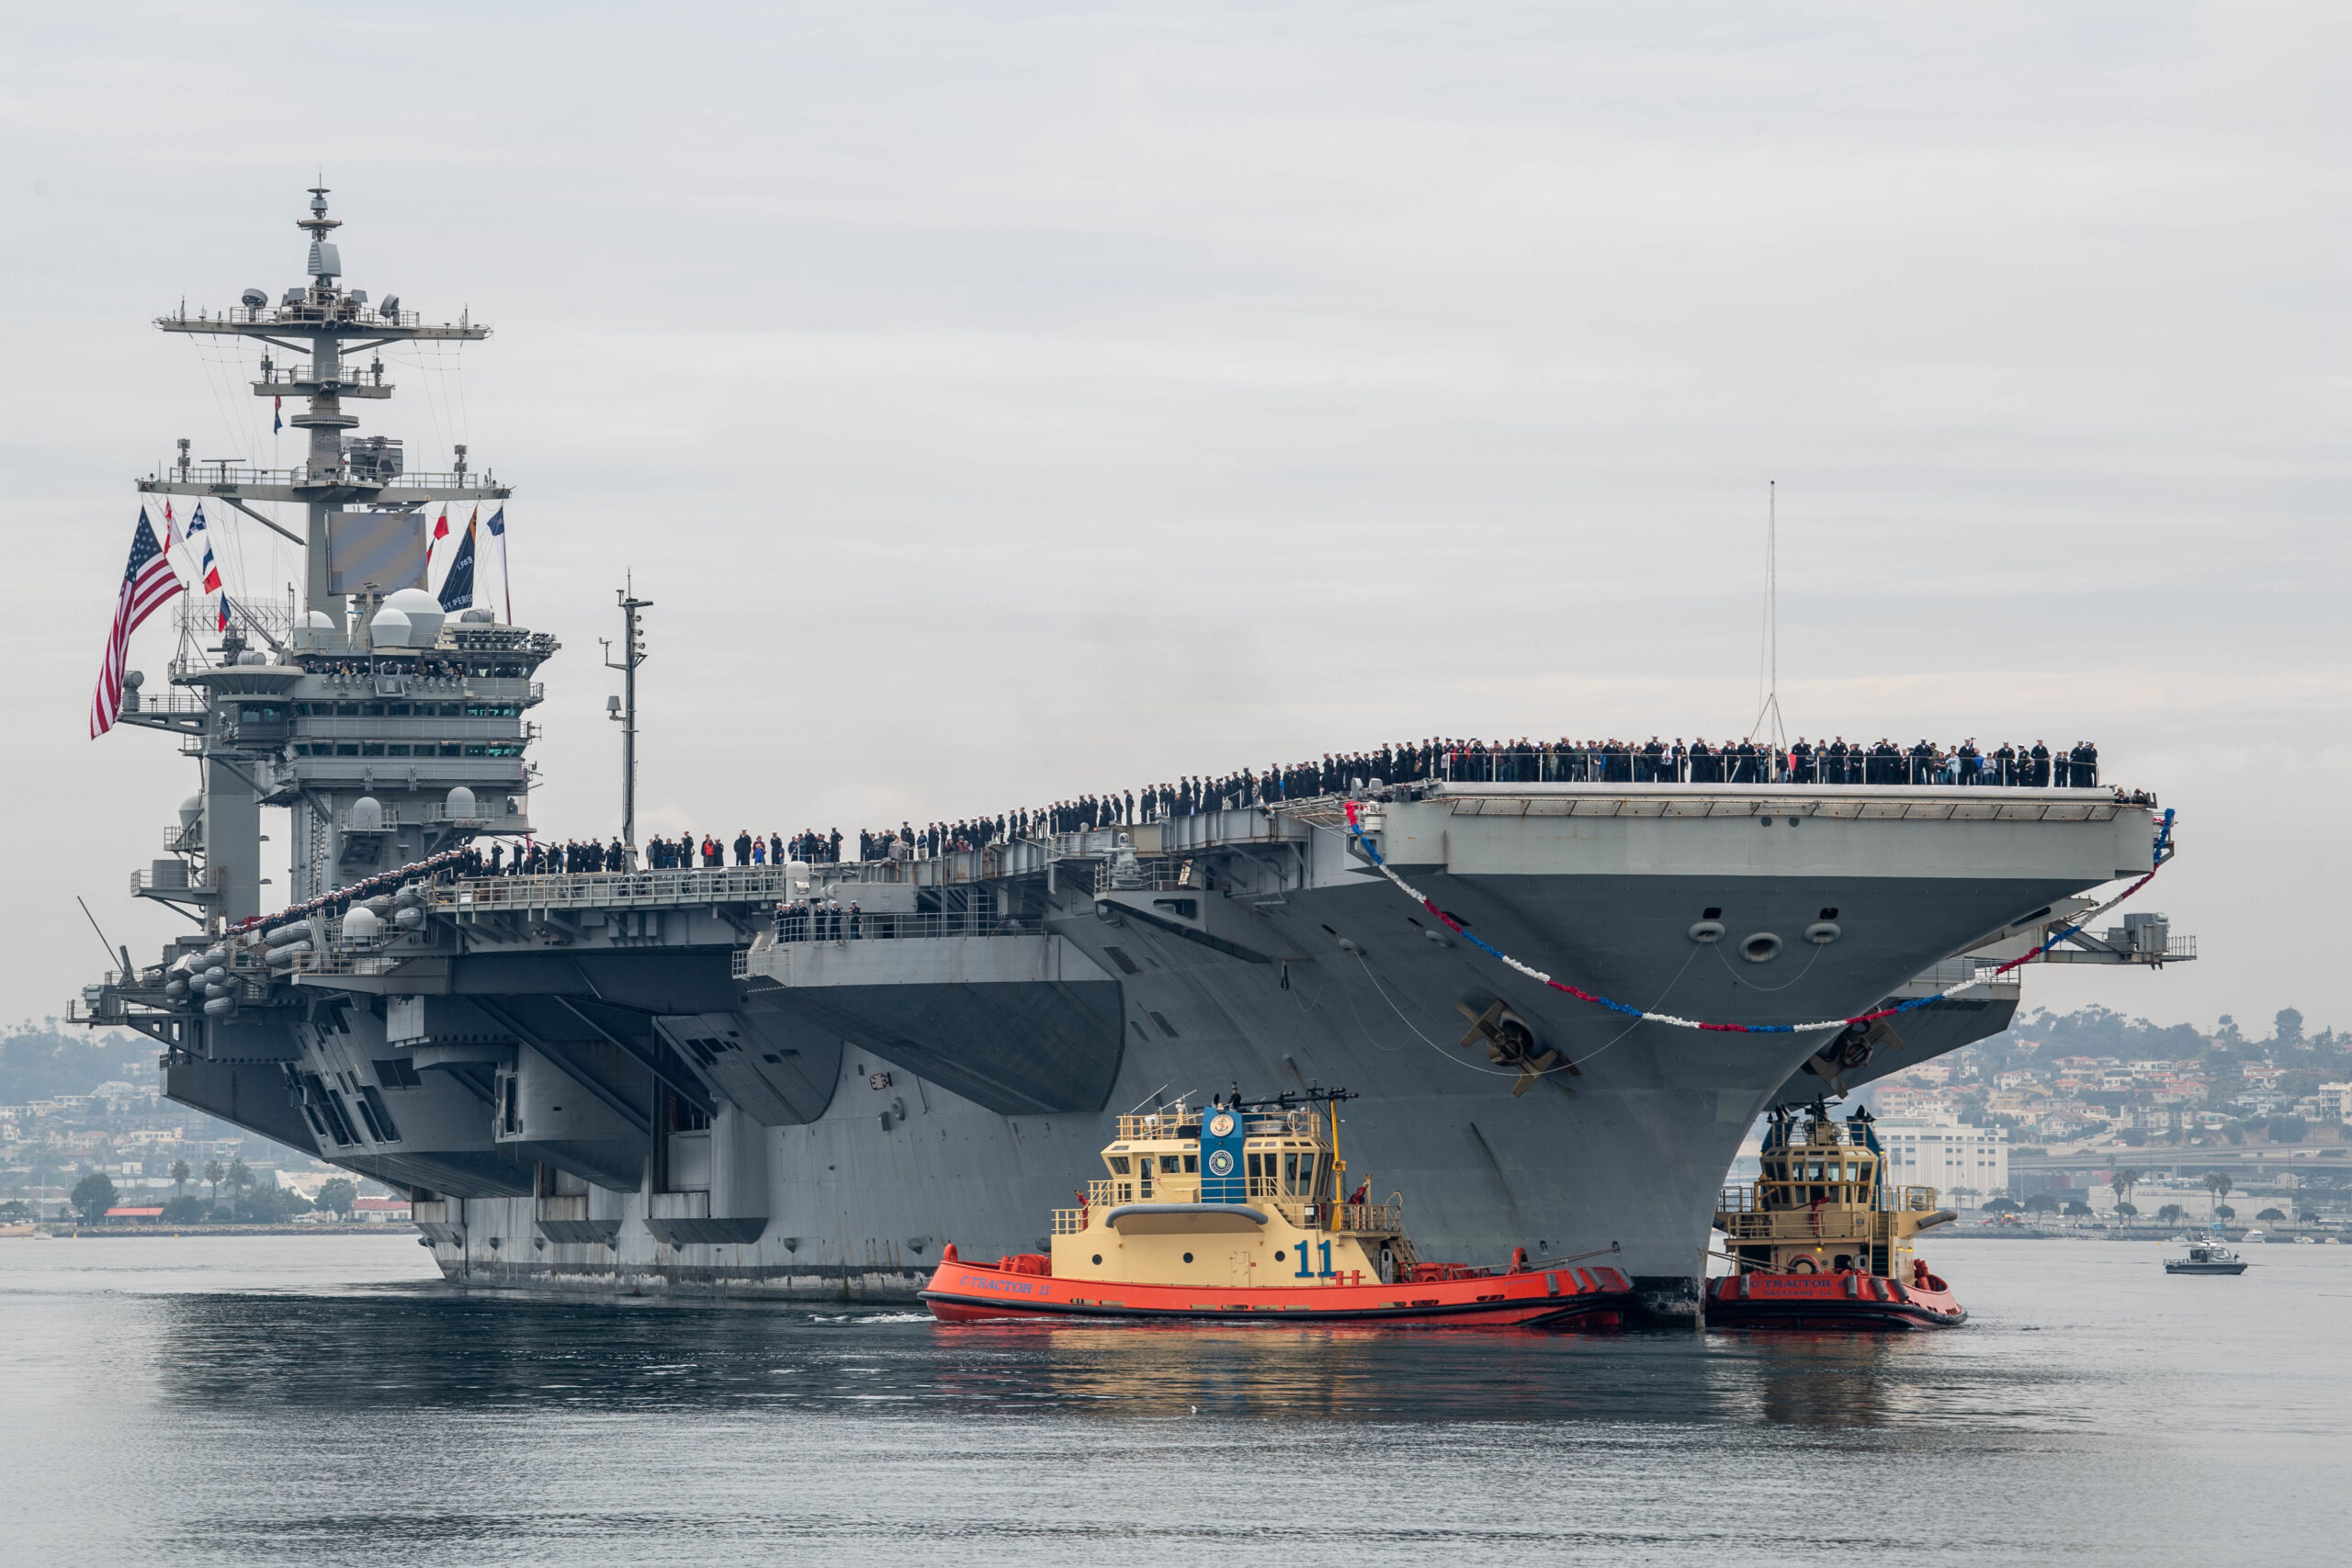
[80,190,2190,1319]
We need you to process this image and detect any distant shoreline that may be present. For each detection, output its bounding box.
[8,1224,420,1239]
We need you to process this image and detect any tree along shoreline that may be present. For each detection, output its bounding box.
[17,1224,421,1238]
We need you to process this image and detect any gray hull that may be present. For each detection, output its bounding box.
[153,784,2152,1319]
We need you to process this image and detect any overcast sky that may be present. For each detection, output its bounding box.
[4,3,2344,1036]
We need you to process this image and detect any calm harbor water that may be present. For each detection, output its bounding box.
[1,1235,2343,1565]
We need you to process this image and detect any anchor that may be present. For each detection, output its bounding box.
[1454,999,1575,1097]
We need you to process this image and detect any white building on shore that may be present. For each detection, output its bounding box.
[1875,1113,2008,1201]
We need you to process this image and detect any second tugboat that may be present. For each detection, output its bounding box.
[922,1090,1636,1326]
[1707,1103,1966,1329]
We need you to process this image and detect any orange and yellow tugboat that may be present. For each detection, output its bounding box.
[922,1089,1635,1327]
[1708,1102,1965,1330]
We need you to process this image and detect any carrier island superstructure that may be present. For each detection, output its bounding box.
[81,190,2190,1318]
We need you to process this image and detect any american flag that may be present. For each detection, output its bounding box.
[89,509,183,738]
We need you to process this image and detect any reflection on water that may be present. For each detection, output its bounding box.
[1,1236,2343,1567]
[148,1291,2007,1431]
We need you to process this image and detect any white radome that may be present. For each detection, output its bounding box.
[383,587,446,645]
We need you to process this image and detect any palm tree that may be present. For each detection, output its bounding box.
[223,1157,252,1217]
[2109,1167,2144,1214]
[204,1159,223,1210]
[2203,1170,2233,1216]
[170,1160,191,1199]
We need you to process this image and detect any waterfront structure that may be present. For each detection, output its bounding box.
[1873,1113,2010,1201]
[81,190,2189,1319]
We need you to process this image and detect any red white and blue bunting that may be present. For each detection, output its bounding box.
[1340,800,2177,1036]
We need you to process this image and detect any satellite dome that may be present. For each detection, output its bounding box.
[446,786,477,819]
[179,795,201,829]
[458,607,496,623]
[240,649,269,666]
[342,905,383,942]
[295,609,339,651]
[347,795,384,831]
[368,605,413,649]
[383,588,445,646]
[241,288,267,310]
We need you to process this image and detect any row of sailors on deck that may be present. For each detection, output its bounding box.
[480,839,629,875]
[469,736,2109,876]
[1435,737,2100,787]
[775,899,861,942]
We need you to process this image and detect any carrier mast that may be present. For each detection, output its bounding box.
[119,186,543,921]
[145,186,506,618]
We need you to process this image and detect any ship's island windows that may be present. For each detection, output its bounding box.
[1159,1156,1181,1174]
[360,743,385,757]
[386,745,411,756]
[1183,1154,1198,1173]
[1107,1156,1130,1174]
[336,702,359,716]
[360,703,385,716]
[334,744,359,757]
[387,703,410,716]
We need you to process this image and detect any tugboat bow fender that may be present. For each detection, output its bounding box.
[1914,1209,1959,1232]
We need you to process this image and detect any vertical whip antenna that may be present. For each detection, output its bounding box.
[1749,480,1786,749]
